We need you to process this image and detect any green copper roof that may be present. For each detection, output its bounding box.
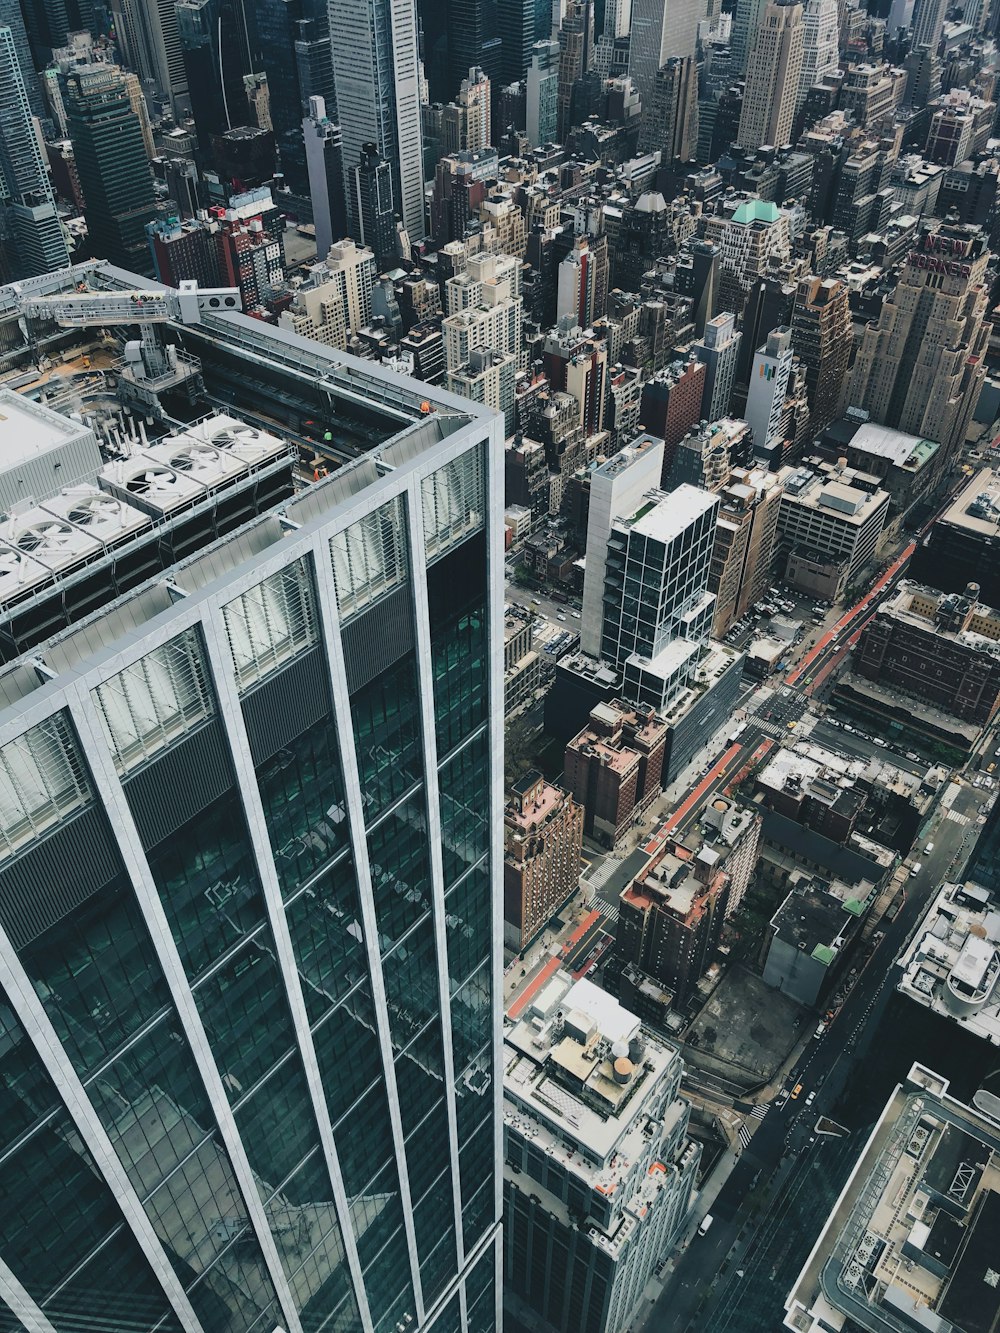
[812,944,837,966]
[732,200,781,225]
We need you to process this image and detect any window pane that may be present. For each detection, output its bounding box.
[438,730,490,888]
[255,712,349,898]
[350,652,423,821]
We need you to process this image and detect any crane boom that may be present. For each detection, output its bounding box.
[15,281,242,328]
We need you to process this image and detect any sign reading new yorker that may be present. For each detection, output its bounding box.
[906,229,983,277]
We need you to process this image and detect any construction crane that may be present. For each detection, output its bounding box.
[12,279,243,413]
[14,279,242,330]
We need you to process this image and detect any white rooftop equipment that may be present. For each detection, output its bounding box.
[38,484,151,548]
[99,451,208,517]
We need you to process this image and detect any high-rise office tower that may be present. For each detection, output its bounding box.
[730,0,768,74]
[255,0,316,190]
[526,37,560,144]
[911,0,948,49]
[303,95,347,261]
[543,320,608,436]
[745,325,794,457]
[604,0,632,38]
[0,265,504,1333]
[295,16,336,111]
[280,236,377,346]
[556,0,595,141]
[849,222,990,460]
[65,65,157,274]
[20,0,96,65]
[446,0,501,97]
[453,66,493,151]
[580,434,667,657]
[0,0,45,121]
[601,484,720,710]
[710,466,784,635]
[796,0,838,110]
[329,0,425,243]
[110,0,191,117]
[638,55,699,161]
[176,0,260,160]
[737,0,803,150]
[674,240,719,337]
[789,274,851,435]
[628,0,701,121]
[123,69,157,161]
[693,311,742,420]
[353,142,398,272]
[498,0,536,83]
[0,25,69,279]
[448,346,518,436]
[556,233,608,328]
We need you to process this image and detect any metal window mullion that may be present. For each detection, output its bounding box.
[0,910,205,1333]
[483,414,507,1249]
[310,530,426,1327]
[198,609,375,1333]
[64,693,305,1333]
[405,473,467,1275]
[0,1255,59,1333]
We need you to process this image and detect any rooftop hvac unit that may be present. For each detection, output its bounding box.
[188,415,286,467]
[0,542,52,604]
[149,441,246,487]
[1,509,103,573]
[39,484,151,547]
[100,451,207,516]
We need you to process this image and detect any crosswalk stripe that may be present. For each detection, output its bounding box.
[750,1104,768,1120]
[738,1125,752,1148]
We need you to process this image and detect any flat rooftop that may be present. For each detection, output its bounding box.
[504,972,681,1168]
[897,879,1000,1048]
[938,468,1000,539]
[784,1064,1000,1333]
[0,389,94,465]
[623,483,718,545]
[850,423,939,470]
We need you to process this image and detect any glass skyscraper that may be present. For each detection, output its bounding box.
[0,324,503,1333]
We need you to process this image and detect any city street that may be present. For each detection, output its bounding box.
[638,778,985,1332]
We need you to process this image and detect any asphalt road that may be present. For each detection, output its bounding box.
[641,778,985,1333]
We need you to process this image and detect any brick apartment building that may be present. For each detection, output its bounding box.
[503,772,584,950]
[564,700,667,846]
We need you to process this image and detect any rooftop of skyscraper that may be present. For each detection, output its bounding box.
[785,1064,1000,1333]
[616,483,718,545]
[897,877,1000,1047]
[504,970,684,1171]
[0,261,490,690]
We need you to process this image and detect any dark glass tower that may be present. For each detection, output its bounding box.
[0,269,504,1333]
[176,0,260,162]
[352,142,397,272]
[64,65,156,274]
